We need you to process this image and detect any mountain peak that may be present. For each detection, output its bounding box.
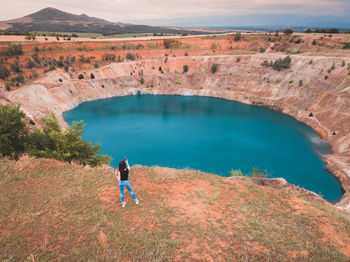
[26,7,97,22]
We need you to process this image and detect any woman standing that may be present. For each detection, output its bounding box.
[116,157,139,208]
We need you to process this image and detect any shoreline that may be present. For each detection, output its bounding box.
[63,92,345,202]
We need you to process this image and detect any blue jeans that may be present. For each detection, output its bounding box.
[119,180,136,202]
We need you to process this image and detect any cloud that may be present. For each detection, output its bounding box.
[0,0,349,22]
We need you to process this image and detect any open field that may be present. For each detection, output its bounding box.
[1,157,350,261]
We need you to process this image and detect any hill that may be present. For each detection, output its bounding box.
[1,157,350,261]
[0,7,213,35]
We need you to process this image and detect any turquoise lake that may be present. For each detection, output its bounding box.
[63,95,343,202]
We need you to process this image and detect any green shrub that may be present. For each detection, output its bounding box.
[325,75,328,80]
[94,62,99,68]
[11,74,25,83]
[0,104,27,159]
[31,53,41,64]
[342,60,345,67]
[183,64,188,73]
[272,56,291,71]
[0,65,10,79]
[11,60,21,72]
[64,65,69,72]
[260,47,266,53]
[309,59,313,65]
[78,74,84,79]
[211,63,217,73]
[27,113,112,166]
[126,52,135,60]
[284,28,293,35]
[90,73,95,79]
[101,53,116,62]
[184,52,189,56]
[26,58,36,69]
[230,167,268,178]
[342,42,350,49]
[234,32,241,41]
[236,57,241,62]
[140,77,144,85]
[299,80,303,87]
[312,39,317,45]
[163,39,171,48]
[230,169,243,177]
[31,70,39,78]
[1,43,23,56]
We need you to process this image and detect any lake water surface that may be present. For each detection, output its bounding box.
[64,95,343,202]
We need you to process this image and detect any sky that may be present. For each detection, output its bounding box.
[0,0,349,22]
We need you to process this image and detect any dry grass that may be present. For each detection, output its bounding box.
[1,157,350,261]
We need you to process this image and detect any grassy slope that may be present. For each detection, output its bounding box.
[1,157,350,261]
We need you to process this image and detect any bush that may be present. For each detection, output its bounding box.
[163,39,171,48]
[31,70,38,78]
[31,53,41,64]
[343,43,350,49]
[183,64,188,73]
[11,74,25,83]
[90,73,95,79]
[64,65,69,72]
[312,39,317,45]
[126,52,135,60]
[211,63,217,73]
[27,113,112,166]
[234,33,241,41]
[0,104,27,159]
[230,167,268,178]
[78,74,84,79]
[11,60,21,72]
[140,77,144,85]
[273,56,291,71]
[0,65,10,79]
[1,43,23,56]
[184,52,189,56]
[260,47,266,53]
[236,57,241,62]
[94,62,99,68]
[26,58,36,69]
[284,28,293,35]
[101,53,116,62]
[299,80,303,87]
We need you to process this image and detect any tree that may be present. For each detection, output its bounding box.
[90,73,95,79]
[0,104,28,159]
[312,39,317,46]
[27,113,112,166]
[211,63,217,73]
[183,64,188,73]
[78,74,84,79]
[284,28,293,36]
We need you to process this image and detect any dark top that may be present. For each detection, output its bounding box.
[120,167,129,181]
